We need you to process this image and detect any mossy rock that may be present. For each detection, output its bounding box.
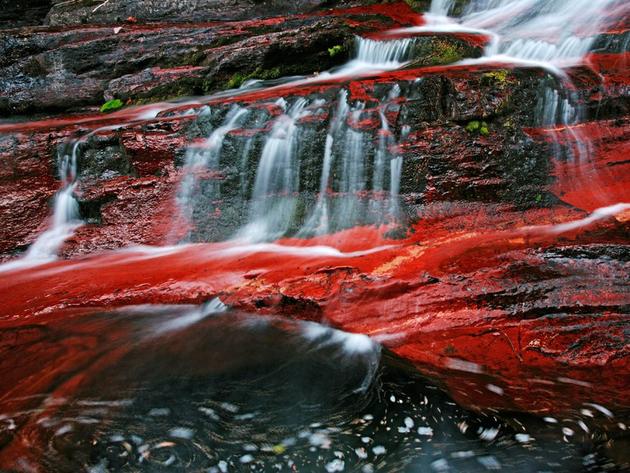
[225,67,282,89]
[100,99,124,113]
[407,36,483,67]
[465,120,490,136]
[481,69,514,89]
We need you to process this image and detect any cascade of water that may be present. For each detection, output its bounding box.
[371,85,403,219]
[237,98,311,242]
[177,106,249,230]
[7,120,137,267]
[175,82,406,243]
[332,119,366,231]
[325,36,417,78]
[22,142,82,262]
[435,0,625,63]
[300,90,351,236]
[354,37,415,65]
[238,112,268,198]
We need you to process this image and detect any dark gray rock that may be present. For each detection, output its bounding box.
[44,0,385,26]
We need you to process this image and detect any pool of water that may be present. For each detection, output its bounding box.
[0,304,626,472]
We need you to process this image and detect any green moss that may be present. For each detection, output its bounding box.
[226,66,282,89]
[535,193,543,203]
[465,120,479,132]
[465,120,490,136]
[483,69,509,83]
[227,72,246,89]
[429,42,463,65]
[327,45,344,58]
[481,69,512,90]
[100,99,124,113]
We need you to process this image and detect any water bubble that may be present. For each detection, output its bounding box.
[169,427,194,439]
[372,445,386,455]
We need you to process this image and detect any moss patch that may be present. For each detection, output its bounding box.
[100,99,124,113]
[411,39,464,66]
[432,43,463,65]
[465,120,490,136]
[226,67,282,89]
[482,69,512,89]
[327,45,344,58]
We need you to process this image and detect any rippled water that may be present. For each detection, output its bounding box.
[0,305,626,472]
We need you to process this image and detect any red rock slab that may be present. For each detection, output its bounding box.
[0,202,627,416]
[585,52,630,92]
[526,118,630,211]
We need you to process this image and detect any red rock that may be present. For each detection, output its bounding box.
[526,118,630,212]
[0,202,627,416]
[0,2,627,455]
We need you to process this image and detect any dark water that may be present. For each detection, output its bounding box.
[0,304,627,472]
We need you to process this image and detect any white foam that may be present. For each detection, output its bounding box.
[300,322,377,355]
[152,298,227,335]
[541,203,630,235]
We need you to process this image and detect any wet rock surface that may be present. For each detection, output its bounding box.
[0,0,628,450]
[45,0,387,25]
[1,63,561,255]
[0,11,399,115]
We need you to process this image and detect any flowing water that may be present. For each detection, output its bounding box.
[429,0,624,63]
[0,0,628,471]
[0,305,625,472]
[19,143,81,263]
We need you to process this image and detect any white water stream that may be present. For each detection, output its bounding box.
[430,0,624,63]
[3,1,627,266]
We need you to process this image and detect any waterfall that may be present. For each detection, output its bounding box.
[22,143,82,262]
[176,80,406,243]
[354,37,415,65]
[432,0,625,63]
[328,36,416,78]
[177,106,249,230]
[11,122,129,266]
[300,90,350,237]
[332,124,366,231]
[237,98,311,242]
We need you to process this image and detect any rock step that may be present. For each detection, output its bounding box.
[0,2,424,116]
[0,200,627,416]
[2,58,627,259]
[0,22,492,115]
[0,63,560,257]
